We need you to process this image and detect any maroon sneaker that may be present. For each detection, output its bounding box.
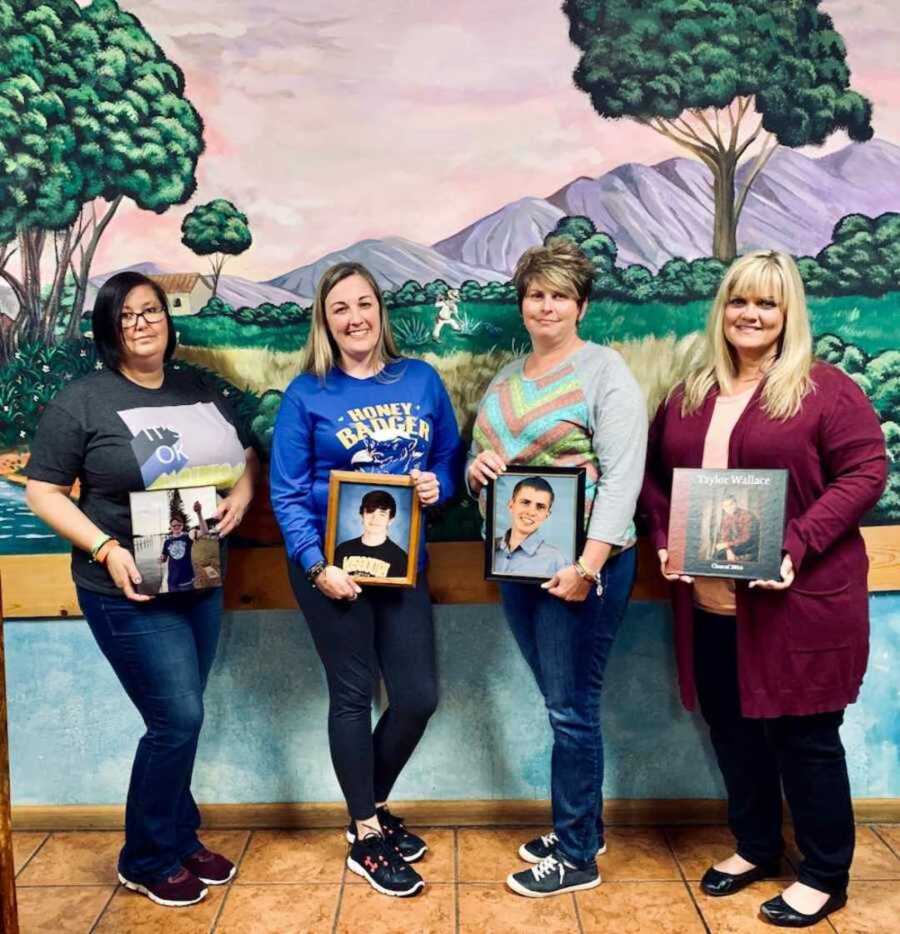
[182,846,237,884]
[118,866,207,907]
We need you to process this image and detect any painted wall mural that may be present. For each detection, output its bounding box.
[2,0,899,555]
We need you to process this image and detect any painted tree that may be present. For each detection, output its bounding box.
[563,0,874,262]
[180,199,252,299]
[0,0,204,357]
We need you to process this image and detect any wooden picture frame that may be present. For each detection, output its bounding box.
[325,471,421,587]
[485,465,587,584]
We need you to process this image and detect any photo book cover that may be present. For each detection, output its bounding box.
[668,468,788,581]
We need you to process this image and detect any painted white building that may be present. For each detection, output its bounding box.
[148,274,214,316]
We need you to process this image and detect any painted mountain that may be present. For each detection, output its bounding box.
[87,263,301,310]
[266,236,507,300]
[434,138,900,274]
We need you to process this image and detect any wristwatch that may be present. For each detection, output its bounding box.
[306,560,327,585]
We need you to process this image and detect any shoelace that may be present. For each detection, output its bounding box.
[540,832,559,848]
[532,855,565,882]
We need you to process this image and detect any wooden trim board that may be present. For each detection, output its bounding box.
[12,797,900,831]
[0,528,898,619]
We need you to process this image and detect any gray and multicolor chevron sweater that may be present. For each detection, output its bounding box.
[470,342,647,547]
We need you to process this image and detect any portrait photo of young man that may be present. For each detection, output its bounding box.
[492,476,569,578]
[334,488,410,579]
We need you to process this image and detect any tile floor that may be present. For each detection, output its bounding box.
[10,822,900,933]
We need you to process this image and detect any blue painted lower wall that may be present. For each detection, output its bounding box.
[7,595,900,806]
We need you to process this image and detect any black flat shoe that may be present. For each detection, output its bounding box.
[760,891,847,927]
[700,860,782,896]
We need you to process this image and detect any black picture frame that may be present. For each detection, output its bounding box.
[484,465,587,584]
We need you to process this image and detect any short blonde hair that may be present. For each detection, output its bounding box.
[680,250,814,420]
[513,238,594,305]
[299,262,400,380]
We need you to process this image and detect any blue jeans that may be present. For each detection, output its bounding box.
[77,586,222,882]
[500,546,636,868]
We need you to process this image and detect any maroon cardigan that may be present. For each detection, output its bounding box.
[640,362,887,718]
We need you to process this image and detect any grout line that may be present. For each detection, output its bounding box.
[87,884,120,934]
[208,832,253,933]
[572,891,584,934]
[330,843,349,934]
[662,827,712,934]
[15,831,50,879]
[870,824,900,861]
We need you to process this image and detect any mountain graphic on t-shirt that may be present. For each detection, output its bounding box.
[130,426,189,487]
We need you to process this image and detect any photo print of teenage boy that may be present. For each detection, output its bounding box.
[325,472,420,586]
[486,467,585,583]
[334,489,409,578]
[130,486,220,595]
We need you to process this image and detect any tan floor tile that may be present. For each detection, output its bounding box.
[94,881,227,933]
[194,829,250,868]
[458,883,579,933]
[457,827,526,882]
[236,829,345,884]
[13,831,47,874]
[831,879,900,933]
[665,826,793,882]
[16,885,114,933]
[336,882,454,934]
[345,828,455,884]
[872,824,900,859]
[216,883,340,933]
[850,826,900,880]
[17,831,123,886]
[576,881,705,933]
[696,880,840,932]
[601,827,681,881]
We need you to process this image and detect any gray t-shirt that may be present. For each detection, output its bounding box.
[25,365,252,594]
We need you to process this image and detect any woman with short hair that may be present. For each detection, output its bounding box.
[641,250,887,927]
[270,262,462,897]
[467,238,648,898]
[25,271,259,907]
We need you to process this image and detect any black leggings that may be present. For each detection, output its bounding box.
[288,562,438,820]
[693,609,854,894]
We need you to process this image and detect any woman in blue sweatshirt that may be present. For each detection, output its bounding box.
[270,262,462,897]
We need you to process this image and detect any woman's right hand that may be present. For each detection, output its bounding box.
[467,450,507,495]
[314,565,363,601]
[106,546,153,602]
[658,548,694,584]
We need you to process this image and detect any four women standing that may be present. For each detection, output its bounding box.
[24,248,887,921]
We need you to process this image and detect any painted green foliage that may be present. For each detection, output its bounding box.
[181,199,252,299]
[563,0,873,262]
[0,0,204,355]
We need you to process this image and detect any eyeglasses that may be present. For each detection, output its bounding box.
[121,308,166,329]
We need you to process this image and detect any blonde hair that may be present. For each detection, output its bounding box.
[299,262,400,380]
[679,250,814,420]
[513,238,595,305]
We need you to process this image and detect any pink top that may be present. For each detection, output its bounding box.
[693,385,755,615]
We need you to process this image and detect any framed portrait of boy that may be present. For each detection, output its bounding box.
[325,471,421,587]
[484,465,586,584]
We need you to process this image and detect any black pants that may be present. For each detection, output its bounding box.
[289,563,438,820]
[693,610,854,895]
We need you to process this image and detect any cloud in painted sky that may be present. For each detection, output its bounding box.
[91,0,900,280]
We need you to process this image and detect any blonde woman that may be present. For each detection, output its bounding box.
[640,251,886,928]
[270,262,462,897]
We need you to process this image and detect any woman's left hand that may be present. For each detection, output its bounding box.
[542,565,592,602]
[749,554,795,590]
[216,489,253,537]
[410,469,440,506]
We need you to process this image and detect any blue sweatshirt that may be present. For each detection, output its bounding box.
[270,358,462,571]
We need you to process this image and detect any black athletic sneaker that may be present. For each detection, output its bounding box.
[346,832,425,897]
[345,806,428,862]
[506,853,601,898]
[518,830,607,864]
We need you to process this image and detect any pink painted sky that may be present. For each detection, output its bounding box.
[92,0,900,281]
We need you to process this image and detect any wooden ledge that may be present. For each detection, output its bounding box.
[0,529,897,619]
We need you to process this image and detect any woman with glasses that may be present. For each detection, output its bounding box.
[25,271,259,908]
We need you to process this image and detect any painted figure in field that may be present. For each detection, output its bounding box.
[432,288,462,340]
